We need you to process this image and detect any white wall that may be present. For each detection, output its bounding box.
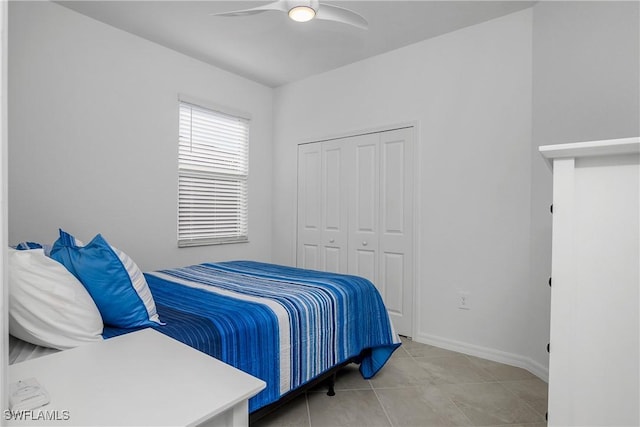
[8,1,274,271]
[273,10,539,374]
[528,1,640,371]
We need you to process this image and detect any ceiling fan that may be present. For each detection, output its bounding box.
[211,0,369,30]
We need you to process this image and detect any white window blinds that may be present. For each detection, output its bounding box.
[178,101,249,247]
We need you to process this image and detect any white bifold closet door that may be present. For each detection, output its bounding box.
[297,139,349,273]
[297,127,414,336]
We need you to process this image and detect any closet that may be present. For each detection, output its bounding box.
[540,137,639,426]
[297,127,414,336]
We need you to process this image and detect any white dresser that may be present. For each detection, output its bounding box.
[540,137,639,426]
[7,329,266,426]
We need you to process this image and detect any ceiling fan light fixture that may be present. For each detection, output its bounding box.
[288,5,316,22]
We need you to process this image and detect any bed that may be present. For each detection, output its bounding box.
[8,239,400,422]
[138,261,399,417]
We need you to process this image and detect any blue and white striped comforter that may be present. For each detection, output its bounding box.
[143,261,401,412]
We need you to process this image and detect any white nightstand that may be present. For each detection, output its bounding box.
[7,328,266,426]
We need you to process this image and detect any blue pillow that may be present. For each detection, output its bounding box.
[50,229,162,328]
[12,241,43,250]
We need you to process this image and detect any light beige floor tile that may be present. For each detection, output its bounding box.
[504,423,547,427]
[333,364,373,391]
[399,336,428,351]
[308,389,391,427]
[414,354,495,385]
[307,364,373,393]
[501,378,549,416]
[465,355,537,381]
[376,385,472,426]
[252,394,310,427]
[369,355,433,388]
[401,339,464,359]
[439,382,545,425]
[254,344,548,427]
[408,344,464,359]
[392,345,412,358]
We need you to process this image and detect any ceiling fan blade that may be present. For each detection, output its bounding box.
[315,3,368,30]
[210,1,288,17]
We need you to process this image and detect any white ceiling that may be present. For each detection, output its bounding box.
[57,1,535,88]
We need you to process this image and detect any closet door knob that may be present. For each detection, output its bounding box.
[362,241,368,246]
[329,238,335,243]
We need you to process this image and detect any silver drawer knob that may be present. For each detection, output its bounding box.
[362,241,368,246]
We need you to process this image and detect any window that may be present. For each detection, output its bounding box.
[178,100,249,247]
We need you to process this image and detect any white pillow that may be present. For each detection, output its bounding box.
[8,248,104,350]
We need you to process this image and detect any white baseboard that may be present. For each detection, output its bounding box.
[413,332,549,383]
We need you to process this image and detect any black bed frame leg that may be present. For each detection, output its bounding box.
[327,372,336,396]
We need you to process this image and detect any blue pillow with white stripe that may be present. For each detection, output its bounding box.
[13,241,43,250]
[50,229,162,329]
[13,242,53,256]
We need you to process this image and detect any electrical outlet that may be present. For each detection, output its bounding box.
[458,291,470,310]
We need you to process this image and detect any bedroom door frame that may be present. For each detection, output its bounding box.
[295,121,421,339]
[1,0,9,413]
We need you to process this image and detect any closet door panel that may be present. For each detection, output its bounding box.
[355,249,376,284]
[321,140,349,273]
[356,145,377,232]
[382,252,404,314]
[324,147,342,230]
[301,244,320,269]
[348,134,380,284]
[381,139,405,233]
[379,128,414,336]
[323,247,341,273]
[297,144,322,270]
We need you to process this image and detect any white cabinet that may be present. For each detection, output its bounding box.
[540,137,639,426]
[297,127,414,336]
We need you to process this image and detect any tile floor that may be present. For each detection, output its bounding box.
[253,337,548,427]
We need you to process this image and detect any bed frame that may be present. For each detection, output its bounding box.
[249,355,363,424]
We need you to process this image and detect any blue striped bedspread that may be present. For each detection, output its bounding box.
[109,261,401,412]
